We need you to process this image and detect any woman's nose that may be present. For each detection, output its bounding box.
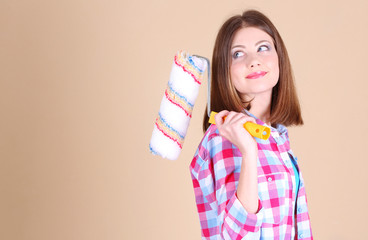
[246,54,261,68]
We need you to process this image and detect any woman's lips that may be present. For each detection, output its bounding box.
[246,71,267,79]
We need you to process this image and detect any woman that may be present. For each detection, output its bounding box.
[190,10,313,239]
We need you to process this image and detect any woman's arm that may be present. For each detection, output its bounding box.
[215,111,260,213]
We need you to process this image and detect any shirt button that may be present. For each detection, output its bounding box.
[298,207,302,213]
[299,233,304,238]
[268,177,273,182]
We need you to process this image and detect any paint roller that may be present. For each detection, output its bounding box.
[149,51,209,160]
[149,50,270,160]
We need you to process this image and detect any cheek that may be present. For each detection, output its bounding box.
[230,61,242,78]
[229,64,243,90]
[265,55,279,76]
[265,54,278,67]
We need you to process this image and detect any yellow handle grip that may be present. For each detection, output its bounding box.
[209,111,271,140]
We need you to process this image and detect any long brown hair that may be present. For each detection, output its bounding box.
[203,10,303,132]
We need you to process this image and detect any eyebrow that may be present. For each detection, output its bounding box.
[231,40,271,49]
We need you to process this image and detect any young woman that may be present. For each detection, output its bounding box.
[190,10,313,239]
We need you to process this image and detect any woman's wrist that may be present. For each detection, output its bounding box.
[240,145,258,160]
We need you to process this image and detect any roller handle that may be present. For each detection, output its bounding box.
[208,111,271,140]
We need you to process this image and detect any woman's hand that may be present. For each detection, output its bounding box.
[214,110,257,157]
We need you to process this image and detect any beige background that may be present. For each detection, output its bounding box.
[1,0,368,239]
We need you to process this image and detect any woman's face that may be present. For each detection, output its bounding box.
[230,27,279,102]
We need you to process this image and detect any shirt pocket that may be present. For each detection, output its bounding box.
[258,172,289,224]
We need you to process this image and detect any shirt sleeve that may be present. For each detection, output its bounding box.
[190,132,264,239]
[295,172,313,239]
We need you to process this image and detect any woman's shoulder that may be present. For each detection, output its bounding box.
[205,123,220,139]
[191,124,234,165]
[190,123,241,178]
[191,124,220,166]
[198,124,223,149]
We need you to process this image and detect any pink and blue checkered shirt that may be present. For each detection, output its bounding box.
[190,116,312,239]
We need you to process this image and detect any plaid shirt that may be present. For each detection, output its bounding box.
[190,115,312,239]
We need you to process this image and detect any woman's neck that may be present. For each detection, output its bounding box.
[246,94,272,125]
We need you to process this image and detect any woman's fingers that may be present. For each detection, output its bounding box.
[215,111,256,139]
[242,115,256,124]
[215,111,256,126]
[214,110,229,126]
[214,111,257,154]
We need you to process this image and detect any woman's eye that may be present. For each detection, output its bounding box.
[258,45,270,52]
[233,51,244,59]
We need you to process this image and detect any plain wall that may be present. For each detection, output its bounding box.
[1,0,368,239]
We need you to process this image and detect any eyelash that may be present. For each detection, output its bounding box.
[258,45,270,52]
[232,51,244,59]
[232,45,271,59]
